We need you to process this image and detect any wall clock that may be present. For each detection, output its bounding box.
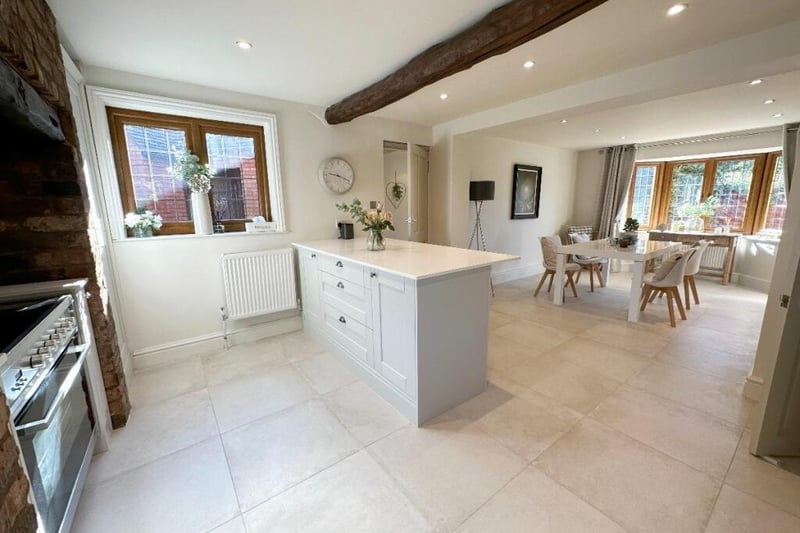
[318,157,355,194]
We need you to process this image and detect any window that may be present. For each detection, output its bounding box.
[107,107,270,235]
[629,152,780,235]
[626,163,662,229]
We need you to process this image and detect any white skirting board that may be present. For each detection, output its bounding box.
[131,314,302,371]
[491,263,537,284]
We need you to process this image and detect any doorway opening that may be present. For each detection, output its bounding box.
[383,140,429,243]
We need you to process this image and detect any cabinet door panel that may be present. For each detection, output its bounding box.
[299,250,321,322]
[371,271,416,399]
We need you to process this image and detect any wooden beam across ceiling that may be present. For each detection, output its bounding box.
[324,0,609,125]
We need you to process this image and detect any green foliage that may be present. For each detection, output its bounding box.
[336,198,396,232]
[170,149,214,193]
[677,195,719,219]
[623,217,640,232]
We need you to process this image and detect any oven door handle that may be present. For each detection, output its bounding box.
[16,343,91,436]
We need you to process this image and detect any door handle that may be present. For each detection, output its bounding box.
[338,316,346,324]
[337,281,344,289]
[311,253,316,258]
[335,261,343,268]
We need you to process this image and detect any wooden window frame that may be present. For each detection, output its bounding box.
[626,162,665,231]
[647,152,775,235]
[107,107,271,235]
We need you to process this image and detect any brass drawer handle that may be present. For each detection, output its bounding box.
[335,261,343,268]
[370,272,377,278]
[337,281,344,289]
[311,253,316,258]
[338,316,346,324]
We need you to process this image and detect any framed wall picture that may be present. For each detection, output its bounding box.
[511,164,542,219]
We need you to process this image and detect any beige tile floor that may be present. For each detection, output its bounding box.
[72,274,800,533]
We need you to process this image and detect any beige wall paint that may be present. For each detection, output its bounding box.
[82,66,432,356]
[451,134,578,280]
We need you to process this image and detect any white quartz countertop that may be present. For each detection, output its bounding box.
[292,239,518,280]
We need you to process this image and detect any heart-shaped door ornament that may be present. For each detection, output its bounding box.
[386,181,406,208]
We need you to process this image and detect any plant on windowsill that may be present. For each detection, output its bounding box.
[619,217,640,244]
[336,198,395,251]
[170,149,215,235]
[124,208,162,238]
[677,195,719,232]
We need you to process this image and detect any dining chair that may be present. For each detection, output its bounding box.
[639,249,695,327]
[684,240,710,310]
[534,236,580,300]
[568,232,607,292]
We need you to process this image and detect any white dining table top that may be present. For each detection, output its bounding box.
[556,238,682,261]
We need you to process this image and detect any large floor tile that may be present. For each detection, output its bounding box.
[128,357,206,407]
[489,309,517,330]
[627,362,751,426]
[579,322,669,357]
[202,340,289,386]
[487,333,537,372]
[209,516,246,533]
[590,385,740,478]
[222,400,360,511]
[368,420,526,531]
[494,319,574,356]
[542,336,651,382]
[453,383,573,460]
[208,364,316,432]
[456,466,626,533]
[656,342,754,384]
[243,451,430,533]
[276,331,327,362]
[294,352,358,394]
[535,419,720,533]
[72,438,238,533]
[726,431,800,518]
[322,381,408,445]
[706,485,800,533]
[502,351,620,414]
[87,389,218,484]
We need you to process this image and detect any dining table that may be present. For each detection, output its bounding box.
[553,238,683,322]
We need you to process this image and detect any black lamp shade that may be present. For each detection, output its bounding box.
[469,180,495,201]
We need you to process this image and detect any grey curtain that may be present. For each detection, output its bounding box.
[784,123,799,191]
[597,145,637,239]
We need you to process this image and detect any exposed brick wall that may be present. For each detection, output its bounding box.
[0,1,132,528]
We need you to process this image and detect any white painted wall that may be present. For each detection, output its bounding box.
[572,129,784,290]
[81,66,432,358]
[451,134,578,281]
[383,148,409,241]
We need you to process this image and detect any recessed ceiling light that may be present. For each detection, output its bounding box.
[236,40,253,50]
[439,93,448,100]
[560,119,568,124]
[749,79,764,86]
[773,113,784,118]
[523,60,536,69]
[667,3,688,16]
[763,99,776,105]
[620,136,626,140]
[594,129,601,133]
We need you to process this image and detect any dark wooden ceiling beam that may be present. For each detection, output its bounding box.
[324,0,609,124]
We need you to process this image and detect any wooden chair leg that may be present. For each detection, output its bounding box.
[665,289,676,327]
[683,276,691,311]
[596,264,606,288]
[640,286,652,311]
[588,266,594,292]
[547,271,555,293]
[673,287,687,320]
[567,272,579,298]
[649,290,658,303]
[534,271,549,297]
[575,270,582,284]
[689,276,700,305]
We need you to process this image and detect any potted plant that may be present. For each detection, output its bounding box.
[124,208,163,238]
[677,196,719,232]
[170,149,215,235]
[336,198,395,251]
[619,217,640,243]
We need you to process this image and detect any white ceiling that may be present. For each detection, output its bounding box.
[49,0,800,127]
[479,69,800,150]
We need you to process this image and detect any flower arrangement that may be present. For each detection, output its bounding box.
[170,149,214,193]
[677,195,719,219]
[124,208,162,237]
[336,198,395,251]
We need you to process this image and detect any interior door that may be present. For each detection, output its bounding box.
[407,144,429,242]
[752,163,800,456]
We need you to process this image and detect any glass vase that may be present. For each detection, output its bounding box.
[366,229,385,251]
[133,226,153,238]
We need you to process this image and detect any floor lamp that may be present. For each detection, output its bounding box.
[468,180,495,294]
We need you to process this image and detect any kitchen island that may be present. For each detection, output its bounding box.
[293,239,517,425]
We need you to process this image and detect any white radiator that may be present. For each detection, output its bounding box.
[700,245,727,271]
[221,249,297,320]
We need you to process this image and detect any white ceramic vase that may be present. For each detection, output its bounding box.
[191,190,213,235]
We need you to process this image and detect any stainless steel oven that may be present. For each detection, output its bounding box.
[1,294,96,533]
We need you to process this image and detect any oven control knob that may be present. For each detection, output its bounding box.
[28,354,45,368]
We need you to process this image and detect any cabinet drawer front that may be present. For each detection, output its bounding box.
[321,291,371,328]
[323,304,370,364]
[318,255,365,286]
[321,271,369,301]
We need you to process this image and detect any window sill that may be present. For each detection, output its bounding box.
[113,230,289,243]
[745,234,781,244]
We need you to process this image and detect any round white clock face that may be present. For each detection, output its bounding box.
[319,157,355,194]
